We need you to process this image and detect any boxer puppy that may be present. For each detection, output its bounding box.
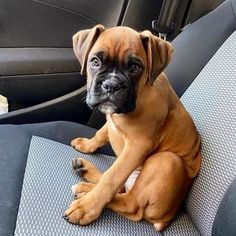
[64,25,201,231]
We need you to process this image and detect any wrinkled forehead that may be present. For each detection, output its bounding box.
[89,27,146,63]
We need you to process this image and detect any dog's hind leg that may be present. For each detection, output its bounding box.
[107,193,170,231]
[108,151,191,231]
[106,192,145,221]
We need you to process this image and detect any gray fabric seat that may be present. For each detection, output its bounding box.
[1,0,236,235]
[181,30,236,235]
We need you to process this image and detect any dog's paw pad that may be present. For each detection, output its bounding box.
[72,158,82,169]
[72,158,86,175]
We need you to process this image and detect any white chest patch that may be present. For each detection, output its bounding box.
[107,114,118,131]
[124,169,141,192]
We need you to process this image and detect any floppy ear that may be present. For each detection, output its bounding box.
[140,30,173,85]
[72,24,105,75]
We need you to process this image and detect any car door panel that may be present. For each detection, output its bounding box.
[0,0,125,122]
[0,0,164,124]
[0,47,84,108]
[0,0,125,47]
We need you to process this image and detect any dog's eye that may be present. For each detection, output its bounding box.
[128,63,141,74]
[90,57,101,68]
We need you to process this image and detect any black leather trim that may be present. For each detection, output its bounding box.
[165,0,236,97]
[0,126,31,236]
[212,177,236,236]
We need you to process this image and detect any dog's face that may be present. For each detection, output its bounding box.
[73,25,173,114]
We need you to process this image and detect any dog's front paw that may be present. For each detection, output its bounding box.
[72,158,102,183]
[71,182,95,199]
[72,158,86,175]
[64,195,102,225]
[71,138,97,153]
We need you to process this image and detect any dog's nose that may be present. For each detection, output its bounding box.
[102,79,121,93]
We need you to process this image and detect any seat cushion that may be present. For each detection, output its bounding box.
[180,29,236,235]
[14,136,162,236]
[0,121,113,236]
[14,136,200,236]
[163,212,200,236]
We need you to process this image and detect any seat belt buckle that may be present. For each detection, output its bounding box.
[158,33,167,41]
[152,20,174,41]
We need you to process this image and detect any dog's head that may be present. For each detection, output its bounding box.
[73,25,173,114]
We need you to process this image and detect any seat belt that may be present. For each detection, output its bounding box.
[152,0,181,40]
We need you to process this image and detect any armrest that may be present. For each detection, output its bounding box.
[0,86,91,125]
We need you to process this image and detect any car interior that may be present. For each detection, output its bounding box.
[0,0,236,235]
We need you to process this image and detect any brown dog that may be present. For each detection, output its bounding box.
[64,25,201,231]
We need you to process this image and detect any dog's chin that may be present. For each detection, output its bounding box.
[98,102,118,114]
